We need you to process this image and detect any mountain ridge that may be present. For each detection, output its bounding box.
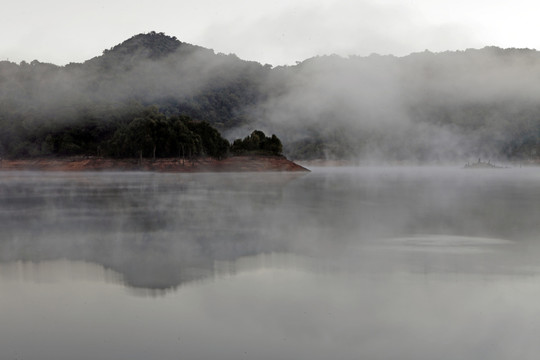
[1,31,539,162]
[8,31,540,69]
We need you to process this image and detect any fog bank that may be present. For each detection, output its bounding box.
[1,33,539,162]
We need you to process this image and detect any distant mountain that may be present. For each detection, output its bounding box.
[0,32,539,162]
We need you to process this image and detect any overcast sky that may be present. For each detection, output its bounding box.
[2,0,539,66]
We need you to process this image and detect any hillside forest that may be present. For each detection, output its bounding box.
[1,31,539,162]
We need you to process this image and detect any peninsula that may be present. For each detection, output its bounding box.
[0,104,309,172]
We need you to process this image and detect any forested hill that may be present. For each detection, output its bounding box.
[0,32,268,130]
[1,31,539,162]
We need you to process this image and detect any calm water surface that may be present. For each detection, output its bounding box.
[1,167,539,360]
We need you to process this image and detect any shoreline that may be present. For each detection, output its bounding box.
[0,155,310,173]
[297,158,540,167]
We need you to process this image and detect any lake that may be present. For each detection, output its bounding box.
[1,166,539,360]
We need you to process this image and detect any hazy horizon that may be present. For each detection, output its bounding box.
[3,0,540,66]
[2,31,540,68]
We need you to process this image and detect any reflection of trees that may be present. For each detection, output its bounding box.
[2,170,540,291]
[0,172,304,291]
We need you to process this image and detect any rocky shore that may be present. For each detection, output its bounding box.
[0,155,310,173]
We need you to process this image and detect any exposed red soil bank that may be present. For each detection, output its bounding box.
[0,155,310,173]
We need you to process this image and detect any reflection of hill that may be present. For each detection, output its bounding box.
[0,172,306,291]
[1,168,540,291]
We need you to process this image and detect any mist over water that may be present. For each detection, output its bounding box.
[1,167,540,359]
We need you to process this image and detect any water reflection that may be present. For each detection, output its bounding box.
[2,255,540,360]
[0,171,306,291]
[1,167,540,290]
[1,167,540,360]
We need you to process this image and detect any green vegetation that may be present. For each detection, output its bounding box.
[0,32,539,162]
[107,108,211,160]
[0,100,282,161]
[0,104,230,159]
[231,130,283,155]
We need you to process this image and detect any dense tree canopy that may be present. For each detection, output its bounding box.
[231,130,283,155]
[0,104,230,160]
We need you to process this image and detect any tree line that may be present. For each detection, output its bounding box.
[0,104,282,160]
